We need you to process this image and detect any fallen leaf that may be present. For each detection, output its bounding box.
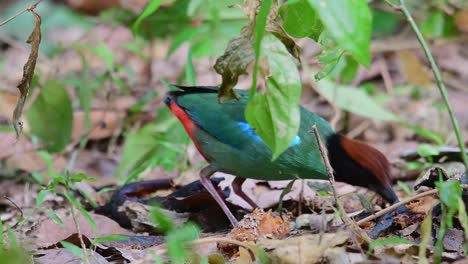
[454,9,468,33]
[34,248,108,264]
[397,50,431,87]
[34,211,133,248]
[443,228,464,252]
[258,232,349,264]
[72,110,124,141]
[0,132,38,160]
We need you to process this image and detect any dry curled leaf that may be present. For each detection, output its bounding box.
[214,0,300,102]
[258,232,349,264]
[214,27,254,102]
[13,9,41,137]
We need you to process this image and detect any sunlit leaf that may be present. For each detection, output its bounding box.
[307,0,372,66]
[132,0,164,34]
[245,35,302,159]
[436,180,461,209]
[251,0,273,97]
[279,0,323,40]
[60,241,85,259]
[166,224,200,263]
[185,46,196,85]
[416,144,440,158]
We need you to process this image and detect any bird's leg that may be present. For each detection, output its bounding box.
[199,165,238,226]
[232,177,259,210]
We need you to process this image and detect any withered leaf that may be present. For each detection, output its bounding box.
[214,26,254,103]
[13,10,41,137]
[214,0,300,103]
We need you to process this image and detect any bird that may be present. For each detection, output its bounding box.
[164,85,400,226]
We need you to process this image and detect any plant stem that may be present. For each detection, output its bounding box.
[396,0,468,170]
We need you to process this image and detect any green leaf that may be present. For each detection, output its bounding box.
[279,0,323,40]
[7,228,18,248]
[419,206,433,264]
[150,206,174,233]
[372,9,401,36]
[85,43,115,71]
[397,181,413,196]
[166,223,200,263]
[26,80,73,152]
[60,241,85,259]
[436,180,462,209]
[251,0,274,97]
[46,210,64,225]
[0,219,3,250]
[63,191,97,232]
[316,79,398,121]
[315,31,344,81]
[116,108,189,179]
[245,35,302,159]
[132,0,164,34]
[167,27,202,57]
[307,0,372,66]
[187,0,203,16]
[368,237,415,254]
[0,247,30,264]
[70,173,97,183]
[403,124,444,145]
[420,11,456,39]
[185,46,196,85]
[36,189,49,206]
[457,198,468,250]
[277,179,296,212]
[93,235,129,244]
[416,144,440,158]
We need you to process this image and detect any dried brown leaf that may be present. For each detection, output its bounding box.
[397,50,431,87]
[13,10,41,137]
[258,232,349,264]
[214,27,254,102]
[214,0,300,102]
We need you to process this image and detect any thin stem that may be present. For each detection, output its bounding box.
[396,0,468,170]
[311,125,371,242]
[357,185,468,226]
[0,0,42,27]
[70,206,90,264]
[356,189,437,225]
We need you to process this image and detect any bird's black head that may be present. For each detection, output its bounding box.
[326,133,398,204]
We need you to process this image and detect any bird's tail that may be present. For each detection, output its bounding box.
[164,85,218,105]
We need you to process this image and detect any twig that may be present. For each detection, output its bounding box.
[69,206,90,264]
[357,189,438,225]
[311,125,350,222]
[0,0,42,27]
[1,196,24,230]
[312,125,372,243]
[357,184,468,225]
[391,0,468,170]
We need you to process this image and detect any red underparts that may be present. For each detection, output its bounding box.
[167,101,209,160]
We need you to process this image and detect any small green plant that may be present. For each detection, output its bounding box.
[150,205,201,263]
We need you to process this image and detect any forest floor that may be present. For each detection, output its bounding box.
[1,1,468,263]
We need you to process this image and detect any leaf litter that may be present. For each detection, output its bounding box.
[0,1,468,263]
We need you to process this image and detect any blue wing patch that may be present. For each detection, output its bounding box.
[237,122,301,147]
